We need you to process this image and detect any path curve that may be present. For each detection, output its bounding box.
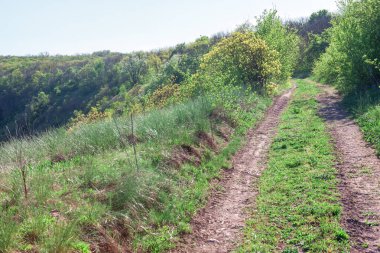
[317,83,380,252]
[172,86,295,253]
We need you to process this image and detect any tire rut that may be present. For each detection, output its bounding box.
[317,83,380,252]
[171,86,295,253]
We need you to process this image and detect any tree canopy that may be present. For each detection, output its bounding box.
[313,0,380,92]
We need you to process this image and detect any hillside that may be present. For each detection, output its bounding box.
[1,1,380,252]
[0,36,216,140]
[0,8,332,142]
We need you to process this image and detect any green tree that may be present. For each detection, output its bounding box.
[286,9,333,76]
[116,52,148,86]
[29,91,49,116]
[255,10,300,81]
[314,0,380,92]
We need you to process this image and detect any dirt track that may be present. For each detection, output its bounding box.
[317,83,380,252]
[172,87,295,253]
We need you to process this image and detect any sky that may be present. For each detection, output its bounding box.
[0,0,338,56]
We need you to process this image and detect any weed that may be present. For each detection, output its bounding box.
[72,241,91,253]
[0,212,17,252]
[360,166,373,175]
[362,242,369,248]
[335,229,349,242]
[364,220,379,227]
[282,247,299,253]
[40,221,78,253]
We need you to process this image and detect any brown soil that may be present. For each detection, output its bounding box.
[170,144,202,169]
[197,131,218,151]
[317,83,380,252]
[172,87,295,253]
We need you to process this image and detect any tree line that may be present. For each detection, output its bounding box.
[0,9,333,140]
[313,0,380,93]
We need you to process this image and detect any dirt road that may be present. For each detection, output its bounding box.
[172,87,295,253]
[317,83,380,252]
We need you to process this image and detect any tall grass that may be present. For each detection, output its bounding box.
[0,97,212,171]
[0,97,215,252]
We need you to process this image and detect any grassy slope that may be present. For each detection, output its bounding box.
[0,94,271,252]
[238,79,349,252]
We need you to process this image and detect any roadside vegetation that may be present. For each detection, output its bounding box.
[286,9,333,77]
[238,79,349,252]
[342,90,380,155]
[313,0,380,154]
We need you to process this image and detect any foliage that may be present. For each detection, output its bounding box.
[0,18,299,141]
[287,9,333,39]
[199,32,281,91]
[115,52,149,86]
[287,9,333,76]
[69,107,111,129]
[255,10,301,81]
[313,0,380,92]
[0,36,216,140]
[146,36,214,93]
[145,84,181,109]
[298,31,331,76]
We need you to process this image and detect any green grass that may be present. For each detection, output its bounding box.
[237,79,349,252]
[0,97,213,171]
[0,91,271,252]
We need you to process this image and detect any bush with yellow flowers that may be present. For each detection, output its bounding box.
[146,83,181,109]
[68,107,111,130]
[265,82,279,96]
[198,32,281,92]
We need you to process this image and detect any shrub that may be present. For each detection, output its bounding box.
[146,84,181,109]
[255,10,300,82]
[198,32,281,91]
[313,0,380,92]
[69,107,111,130]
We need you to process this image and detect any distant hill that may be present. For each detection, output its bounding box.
[0,35,222,140]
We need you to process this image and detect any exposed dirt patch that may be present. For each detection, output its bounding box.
[127,133,140,145]
[211,107,236,128]
[169,144,202,169]
[316,83,380,252]
[171,87,295,253]
[51,153,67,163]
[197,131,218,151]
[215,123,234,142]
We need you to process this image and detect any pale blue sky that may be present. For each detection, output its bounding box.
[0,0,337,56]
